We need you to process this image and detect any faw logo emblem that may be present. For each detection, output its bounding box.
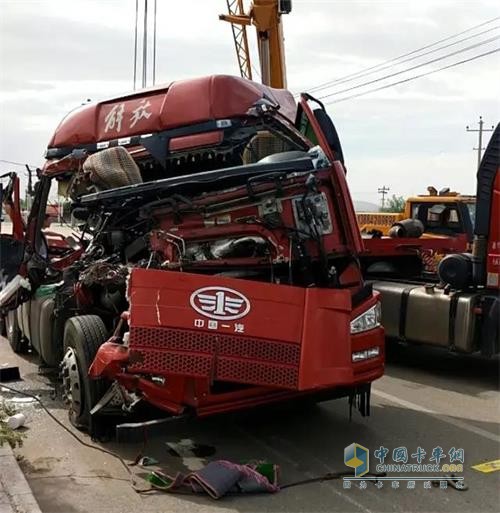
[190,286,251,320]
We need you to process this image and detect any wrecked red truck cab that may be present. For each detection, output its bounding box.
[1,75,384,429]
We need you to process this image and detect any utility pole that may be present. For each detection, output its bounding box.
[378,186,390,210]
[466,116,494,170]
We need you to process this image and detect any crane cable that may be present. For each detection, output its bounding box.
[324,47,500,105]
[142,0,148,88]
[304,15,500,94]
[316,34,500,100]
[152,0,157,85]
[133,0,139,90]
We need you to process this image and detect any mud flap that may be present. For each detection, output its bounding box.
[348,383,371,420]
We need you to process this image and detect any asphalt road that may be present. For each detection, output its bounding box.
[1,338,499,513]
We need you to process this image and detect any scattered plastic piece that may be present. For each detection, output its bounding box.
[146,471,172,489]
[7,396,38,404]
[139,456,159,466]
[6,413,26,430]
[166,439,216,458]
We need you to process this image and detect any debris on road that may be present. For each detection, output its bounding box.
[0,364,20,382]
[137,456,159,467]
[166,439,216,471]
[144,460,279,499]
[5,412,26,430]
[0,401,26,448]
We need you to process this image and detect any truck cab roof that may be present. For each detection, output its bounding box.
[44,75,297,175]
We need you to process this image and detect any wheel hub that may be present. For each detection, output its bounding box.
[61,348,83,419]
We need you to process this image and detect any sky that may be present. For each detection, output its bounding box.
[0,0,499,207]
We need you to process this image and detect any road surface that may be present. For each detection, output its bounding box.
[1,339,499,513]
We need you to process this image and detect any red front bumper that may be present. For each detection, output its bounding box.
[90,269,384,415]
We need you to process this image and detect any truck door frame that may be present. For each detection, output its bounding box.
[295,93,363,255]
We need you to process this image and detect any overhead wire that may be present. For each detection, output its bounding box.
[316,35,500,100]
[324,47,500,105]
[0,159,38,168]
[307,24,499,94]
[304,16,500,94]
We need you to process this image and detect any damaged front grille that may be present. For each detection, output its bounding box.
[128,326,301,389]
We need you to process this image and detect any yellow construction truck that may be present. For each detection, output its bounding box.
[356,188,476,241]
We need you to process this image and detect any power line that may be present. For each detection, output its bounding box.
[305,16,500,94]
[307,24,499,95]
[317,35,500,101]
[324,47,500,105]
[0,159,38,168]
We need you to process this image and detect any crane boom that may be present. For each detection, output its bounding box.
[220,0,291,89]
[222,0,252,81]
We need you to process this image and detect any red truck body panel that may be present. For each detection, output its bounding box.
[47,75,297,150]
[90,268,384,415]
[486,171,500,289]
[126,268,382,391]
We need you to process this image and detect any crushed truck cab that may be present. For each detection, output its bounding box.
[1,75,383,430]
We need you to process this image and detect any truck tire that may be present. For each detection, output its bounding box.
[61,315,108,430]
[6,310,28,353]
[39,299,59,368]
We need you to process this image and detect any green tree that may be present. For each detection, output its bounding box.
[381,195,405,213]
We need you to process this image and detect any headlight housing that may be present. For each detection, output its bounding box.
[350,302,381,334]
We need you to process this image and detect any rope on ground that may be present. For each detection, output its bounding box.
[0,383,131,475]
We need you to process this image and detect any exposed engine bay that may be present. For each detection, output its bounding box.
[59,144,364,329]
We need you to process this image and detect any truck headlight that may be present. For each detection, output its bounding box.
[350,302,381,334]
[352,346,380,362]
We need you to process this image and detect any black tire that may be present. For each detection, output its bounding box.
[6,309,28,353]
[62,315,108,430]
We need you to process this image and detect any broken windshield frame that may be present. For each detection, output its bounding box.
[79,153,319,206]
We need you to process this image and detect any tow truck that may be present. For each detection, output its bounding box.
[356,190,476,246]
[0,75,384,432]
[360,125,499,355]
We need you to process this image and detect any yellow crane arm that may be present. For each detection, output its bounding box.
[220,0,291,89]
[220,0,253,81]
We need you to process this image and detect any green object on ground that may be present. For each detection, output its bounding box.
[254,462,278,484]
[146,471,173,489]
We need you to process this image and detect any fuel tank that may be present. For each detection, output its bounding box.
[372,280,480,352]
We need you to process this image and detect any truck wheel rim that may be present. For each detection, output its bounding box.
[61,348,83,418]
